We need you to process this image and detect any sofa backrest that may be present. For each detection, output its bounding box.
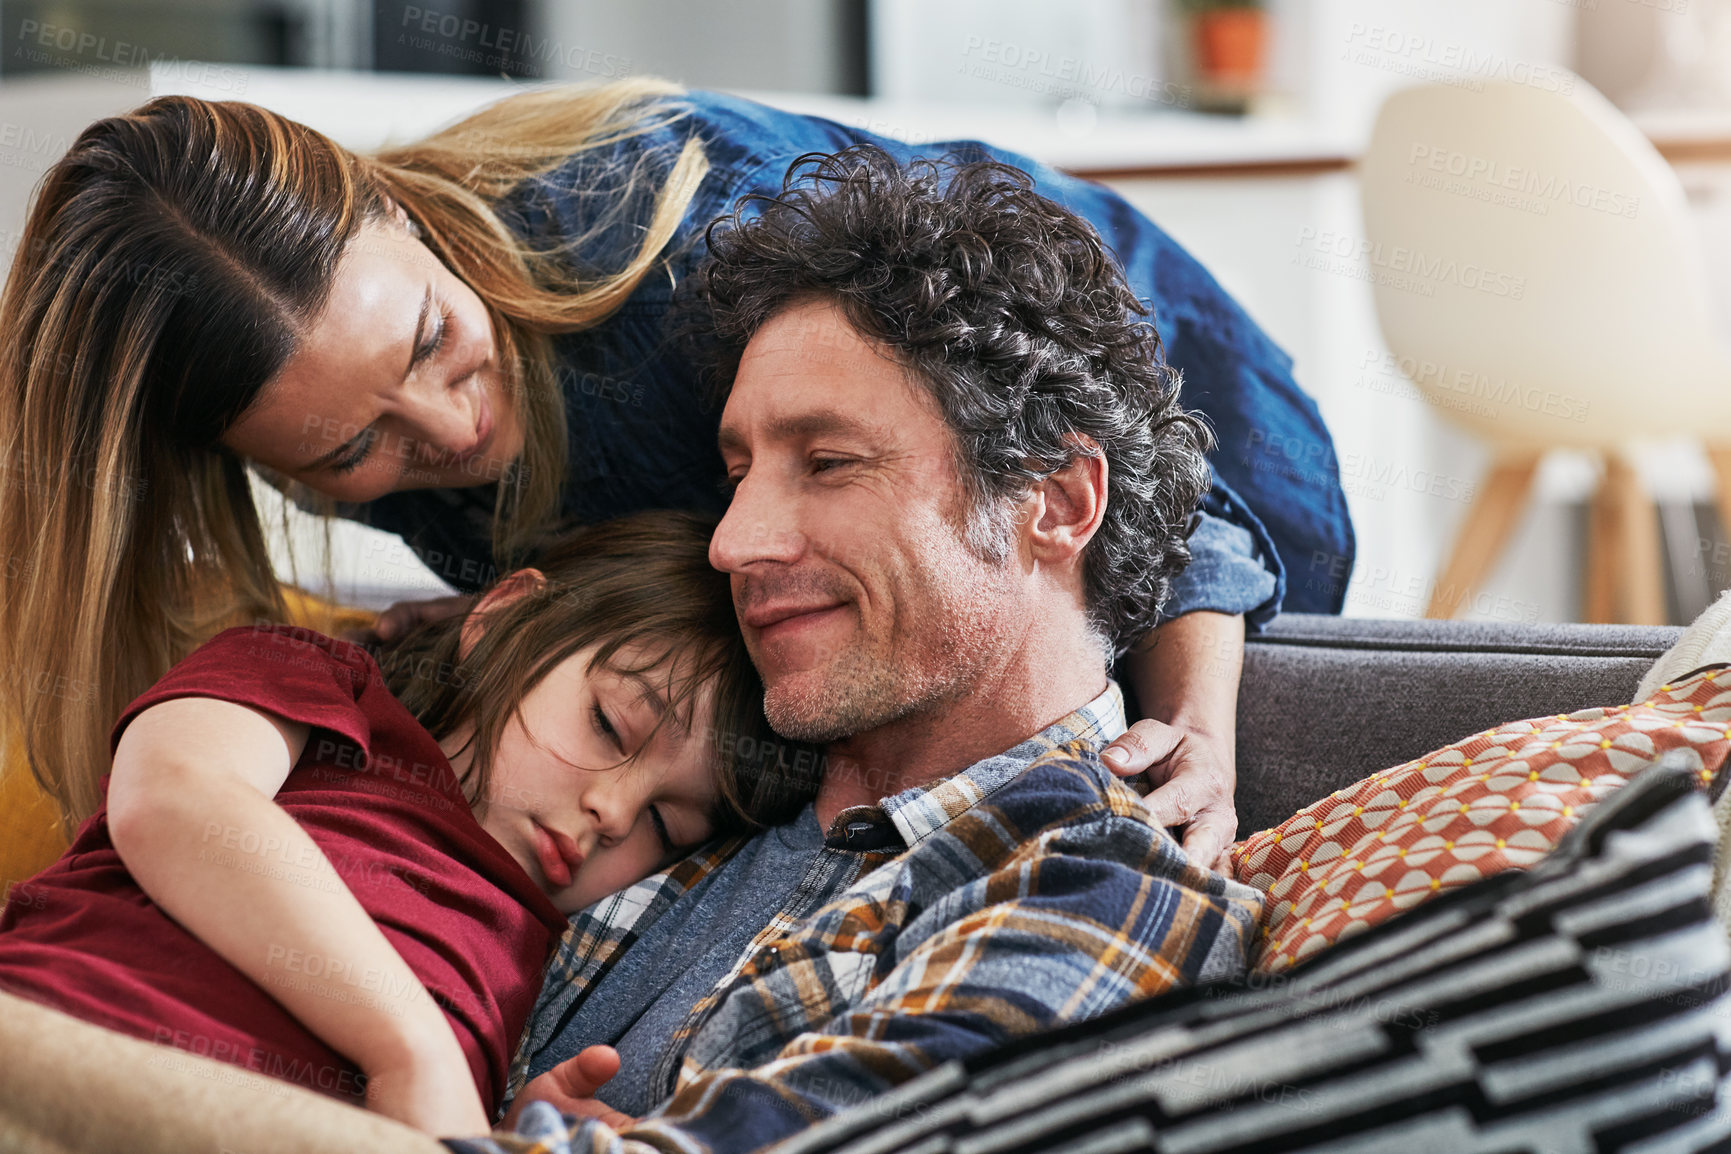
[1234,613,1682,835]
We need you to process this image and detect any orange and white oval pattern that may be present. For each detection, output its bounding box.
[1230,666,1731,974]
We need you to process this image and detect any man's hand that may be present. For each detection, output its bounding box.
[502,1045,636,1133]
[1102,720,1236,872]
[343,594,477,645]
[1110,611,1246,874]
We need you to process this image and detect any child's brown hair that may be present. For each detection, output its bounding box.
[378,510,819,833]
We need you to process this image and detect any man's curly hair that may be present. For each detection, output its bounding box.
[691,144,1213,659]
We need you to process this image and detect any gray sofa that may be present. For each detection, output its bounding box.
[1232,613,1683,835]
[0,613,1703,1154]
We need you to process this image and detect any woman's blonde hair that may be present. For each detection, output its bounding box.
[0,77,710,831]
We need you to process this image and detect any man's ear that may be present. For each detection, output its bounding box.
[1022,435,1107,564]
[458,568,548,659]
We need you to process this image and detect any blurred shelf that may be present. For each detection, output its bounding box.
[734,90,1360,179]
[1629,108,1731,165]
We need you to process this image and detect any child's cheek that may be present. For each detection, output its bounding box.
[567,845,660,910]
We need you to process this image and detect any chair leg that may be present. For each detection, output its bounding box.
[1427,452,1542,619]
[1585,453,1667,625]
[1706,446,1731,565]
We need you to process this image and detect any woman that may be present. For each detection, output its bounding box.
[0,78,1351,868]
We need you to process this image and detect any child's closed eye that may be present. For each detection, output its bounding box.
[648,804,674,854]
[591,701,621,749]
[649,805,720,863]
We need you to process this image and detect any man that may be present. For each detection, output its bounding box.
[487,145,1265,1154]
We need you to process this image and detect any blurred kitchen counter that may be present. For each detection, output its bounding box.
[729,90,1361,179]
[28,63,1367,177]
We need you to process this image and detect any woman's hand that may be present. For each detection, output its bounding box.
[1102,720,1237,873]
[347,594,477,645]
[503,1045,636,1133]
[363,1029,492,1138]
[1105,611,1245,874]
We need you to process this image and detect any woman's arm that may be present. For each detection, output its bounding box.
[1100,497,1276,872]
[1103,610,1244,872]
[104,696,489,1137]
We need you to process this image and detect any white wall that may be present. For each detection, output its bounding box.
[0,75,138,257]
[1288,0,1578,140]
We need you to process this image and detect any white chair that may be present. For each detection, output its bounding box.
[1359,76,1731,624]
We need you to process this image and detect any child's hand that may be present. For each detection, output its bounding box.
[363,1047,492,1137]
[503,1045,636,1132]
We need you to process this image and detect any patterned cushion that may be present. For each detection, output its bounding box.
[773,755,1731,1154]
[1230,666,1731,974]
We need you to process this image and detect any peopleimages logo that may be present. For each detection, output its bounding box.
[1357,350,1591,424]
[1293,227,1527,300]
[397,5,631,77]
[14,19,249,93]
[1341,23,1576,95]
[1243,428,1476,504]
[1406,144,1641,220]
[957,35,1191,109]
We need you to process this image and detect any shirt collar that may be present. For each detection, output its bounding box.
[870,681,1127,851]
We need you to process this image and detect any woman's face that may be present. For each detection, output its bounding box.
[222,213,527,503]
[454,640,724,915]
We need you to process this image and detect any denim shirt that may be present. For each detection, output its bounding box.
[354,90,1354,628]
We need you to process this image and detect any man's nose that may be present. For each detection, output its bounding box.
[709,470,808,574]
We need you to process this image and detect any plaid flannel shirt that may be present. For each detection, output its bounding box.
[454,683,1264,1154]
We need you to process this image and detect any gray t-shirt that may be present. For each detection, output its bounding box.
[527,805,827,1115]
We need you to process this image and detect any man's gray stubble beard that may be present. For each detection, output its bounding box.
[756,486,1024,745]
[761,563,1013,745]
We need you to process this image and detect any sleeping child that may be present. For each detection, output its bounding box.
[0,510,813,1138]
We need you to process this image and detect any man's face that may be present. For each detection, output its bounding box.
[711,298,1020,744]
